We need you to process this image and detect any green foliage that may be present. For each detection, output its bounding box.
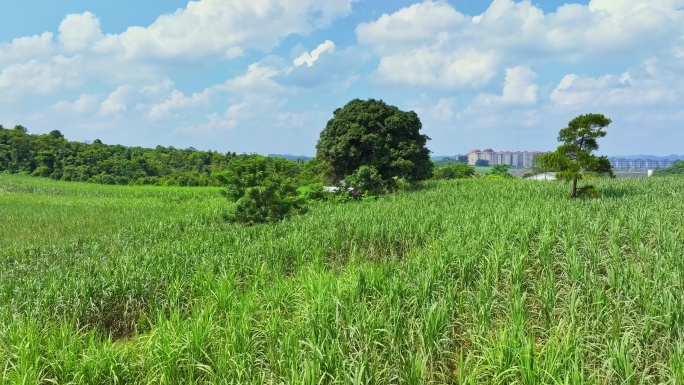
[541,113,613,197]
[216,155,299,201]
[394,176,423,192]
[530,152,555,174]
[475,159,490,167]
[297,183,328,202]
[488,164,513,178]
[297,183,365,204]
[216,155,306,225]
[345,164,387,194]
[227,180,307,225]
[0,124,238,186]
[576,184,602,198]
[432,157,464,169]
[653,160,684,176]
[432,163,475,180]
[315,98,433,192]
[3,174,684,383]
[296,157,328,185]
[30,165,51,178]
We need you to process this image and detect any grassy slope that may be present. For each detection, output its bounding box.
[473,166,492,175]
[1,174,684,384]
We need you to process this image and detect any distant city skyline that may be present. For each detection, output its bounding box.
[443,149,684,159]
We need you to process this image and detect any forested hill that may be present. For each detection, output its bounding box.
[0,125,242,186]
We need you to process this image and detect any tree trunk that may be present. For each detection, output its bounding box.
[572,177,578,198]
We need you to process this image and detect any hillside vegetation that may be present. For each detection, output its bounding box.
[654,160,684,176]
[2,174,684,384]
[0,124,239,186]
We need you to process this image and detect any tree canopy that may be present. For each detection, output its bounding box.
[0,125,245,186]
[538,113,613,197]
[653,160,684,176]
[432,163,475,180]
[315,99,432,193]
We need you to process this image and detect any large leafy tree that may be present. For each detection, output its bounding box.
[541,113,613,197]
[315,99,432,193]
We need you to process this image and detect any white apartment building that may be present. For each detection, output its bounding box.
[466,149,547,168]
[609,158,674,170]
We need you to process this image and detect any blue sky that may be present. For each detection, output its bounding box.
[1,0,683,156]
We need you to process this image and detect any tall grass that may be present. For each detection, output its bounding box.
[1,174,683,384]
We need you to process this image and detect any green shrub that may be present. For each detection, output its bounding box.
[298,183,328,203]
[226,181,307,226]
[218,155,307,225]
[487,164,514,178]
[576,185,602,199]
[346,165,387,195]
[31,166,51,178]
[89,173,116,185]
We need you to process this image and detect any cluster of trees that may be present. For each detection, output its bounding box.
[432,157,466,168]
[653,161,684,176]
[219,99,437,224]
[179,108,620,226]
[0,125,239,186]
[2,104,617,224]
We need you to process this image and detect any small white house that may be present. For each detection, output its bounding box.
[525,172,557,181]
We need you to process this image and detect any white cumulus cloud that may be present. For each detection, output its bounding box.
[147,89,212,121]
[93,0,355,61]
[0,32,54,66]
[356,1,467,54]
[52,94,100,115]
[58,12,104,52]
[100,86,133,116]
[0,55,82,98]
[375,47,498,89]
[357,0,684,89]
[550,57,679,108]
[475,66,538,106]
[294,40,336,67]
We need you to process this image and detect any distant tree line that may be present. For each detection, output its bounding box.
[432,157,465,169]
[2,106,618,225]
[653,160,684,176]
[0,124,245,186]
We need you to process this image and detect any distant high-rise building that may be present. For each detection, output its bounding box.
[466,149,547,168]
